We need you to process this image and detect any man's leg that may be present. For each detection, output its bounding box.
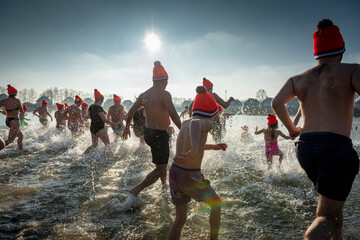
[304,194,344,240]
[130,164,167,196]
[169,204,188,240]
[209,197,221,240]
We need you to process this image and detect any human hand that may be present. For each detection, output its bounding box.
[122,126,131,140]
[215,143,227,151]
[289,127,301,140]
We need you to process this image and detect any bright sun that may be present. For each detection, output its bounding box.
[144,33,161,51]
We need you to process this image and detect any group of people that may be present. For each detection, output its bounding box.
[0,19,359,240]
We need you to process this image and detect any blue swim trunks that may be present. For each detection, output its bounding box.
[295,132,359,201]
[112,124,124,136]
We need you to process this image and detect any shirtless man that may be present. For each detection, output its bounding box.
[272,19,360,240]
[190,78,234,142]
[123,61,181,198]
[54,103,67,131]
[0,85,24,150]
[33,100,53,127]
[108,94,127,142]
[169,86,227,240]
[64,95,84,137]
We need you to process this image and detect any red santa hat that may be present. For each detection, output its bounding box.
[218,105,223,113]
[313,19,345,60]
[94,89,104,101]
[7,85,17,96]
[153,61,168,81]
[56,103,64,109]
[202,78,213,90]
[42,100,48,105]
[192,86,218,117]
[113,94,121,103]
[267,114,278,126]
[65,104,69,108]
[75,95,83,102]
[81,102,88,108]
[23,105,28,111]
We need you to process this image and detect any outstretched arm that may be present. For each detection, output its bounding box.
[204,143,227,151]
[272,78,300,139]
[33,108,39,118]
[279,131,291,140]
[212,92,234,108]
[254,126,265,135]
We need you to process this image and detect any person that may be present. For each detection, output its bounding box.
[271,19,360,240]
[133,107,146,145]
[190,78,235,142]
[169,86,227,240]
[240,125,252,143]
[54,103,67,131]
[255,114,291,169]
[179,105,189,119]
[33,100,53,127]
[81,102,89,120]
[122,61,181,198]
[0,85,24,150]
[83,89,119,155]
[293,107,302,126]
[108,94,127,142]
[63,95,84,137]
[19,105,30,127]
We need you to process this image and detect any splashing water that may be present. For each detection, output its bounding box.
[0,115,359,239]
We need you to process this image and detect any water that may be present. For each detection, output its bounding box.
[0,115,359,239]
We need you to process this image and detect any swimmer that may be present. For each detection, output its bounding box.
[63,95,84,137]
[108,94,127,143]
[83,89,119,155]
[33,100,53,127]
[255,114,291,169]
[19,105,30,127]
[0,85,24,150]
[123,61,181,198]
[54,103,66,131]
[272,19,360,239]
[169,86,227,240]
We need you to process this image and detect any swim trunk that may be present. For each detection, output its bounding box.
[20,119,28,126]
[265,141,279,156]
[6,118,18,128]
[295,132,359,201]
[40,118,48,127]
[144,127,169,165]
[210,121,222,142]
[68,123,79,134]
[112,124,124,136]
[169,163,219,206]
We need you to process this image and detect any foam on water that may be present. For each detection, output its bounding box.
[0,115,359,239]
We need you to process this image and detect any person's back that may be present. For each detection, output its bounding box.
[1,97,21,119]
[293,62,357,137]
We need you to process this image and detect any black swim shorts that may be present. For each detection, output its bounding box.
[144,127,170,165]
[295,132,359,201]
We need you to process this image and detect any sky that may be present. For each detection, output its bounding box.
[0,0,360,101]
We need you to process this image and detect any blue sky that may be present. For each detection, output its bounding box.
[1,0,359,101]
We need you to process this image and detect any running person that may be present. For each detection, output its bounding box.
[54,103,66,131]
[19,105,30,127]
[108,94,126,142]
[64,95,84,137]
[33,100,53,127]
[0,85,24,150]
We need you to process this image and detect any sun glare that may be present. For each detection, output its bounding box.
[144,33,161,51]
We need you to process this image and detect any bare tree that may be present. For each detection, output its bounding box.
[256,89,267,102]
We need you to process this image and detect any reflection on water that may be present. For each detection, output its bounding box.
[0,115,359,239]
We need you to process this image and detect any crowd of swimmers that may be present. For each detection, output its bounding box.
[0,19,360,240]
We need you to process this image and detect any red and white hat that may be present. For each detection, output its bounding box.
[56,103,64,109]
[7,85,17,96]
[192,86,218,117]
[153,61,168,81]
[81,102,88,108]
[94,89,104,101]
[75,95,83,102]
[113,94,121,103]
[202,78,213,90]
[313,19,345,60]
[23,105,28,111]
[42,100,48,105]
[267,114,278,126]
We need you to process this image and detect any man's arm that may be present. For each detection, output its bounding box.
[163,91,181,130]
[188,101,194,117]
[122,95,143,140]
[293,107,302,126]
[33,108,39,117]
[46,110,53,121]
[212,92,234,108]
[272,78,300,138]
[204,143,227,151]
[352,64,360,96]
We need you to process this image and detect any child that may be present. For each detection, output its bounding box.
[240,125,251,143]
[169,86,227,240]
[255,114,290,169]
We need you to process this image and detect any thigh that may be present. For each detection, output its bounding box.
[91,133,99,146]
[96,128,110,144]
[317,194,344,219]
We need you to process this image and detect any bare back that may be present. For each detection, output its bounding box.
[55,110,67,125]
[293,63,360,137]
[0,98,23,119]
[108,104,124,122]
[64,105,82,124]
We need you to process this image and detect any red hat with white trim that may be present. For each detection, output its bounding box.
[313,19,345,60]
[23,105,28,111]
[7,85,17,95]
[75,95,83,102]
[202,78,213,90]
[42,100,48,105]
[56,103,64,109]
[192,86,218,117]
[153,61,168,81]
[113,94,121,103]
[267,114,278,126]
[94,89,104,101]
[81,102,88,108]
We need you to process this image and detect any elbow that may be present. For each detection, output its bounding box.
[271,98,282,111]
